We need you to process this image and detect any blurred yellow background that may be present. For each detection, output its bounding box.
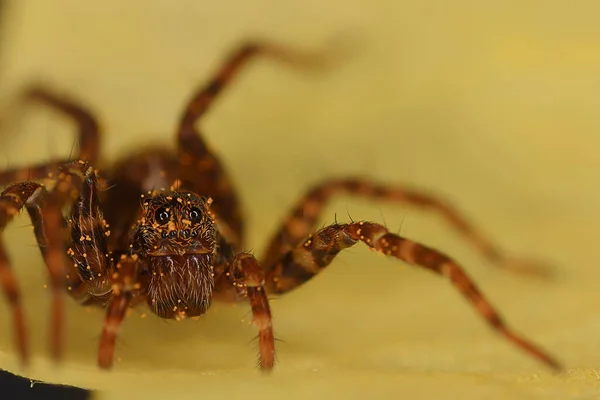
[0,1,598,399]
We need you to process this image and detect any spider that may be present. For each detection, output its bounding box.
[0,41,560,371]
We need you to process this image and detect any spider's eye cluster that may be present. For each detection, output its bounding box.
[189,207,202,222]
[155,208,170,224]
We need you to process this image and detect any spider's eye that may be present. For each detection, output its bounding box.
[155,208,170,224]
[189,207,202,222]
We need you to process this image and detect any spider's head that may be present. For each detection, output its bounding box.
[132,190,216,257]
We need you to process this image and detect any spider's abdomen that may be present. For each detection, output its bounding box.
[145,254,215,319]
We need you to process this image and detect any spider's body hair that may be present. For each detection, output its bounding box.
[130,190,217,319]
[0,42,561,371]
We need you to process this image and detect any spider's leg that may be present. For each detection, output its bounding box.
[218,252,274,371]
[60,160,113,303]
[0,86,101,185]
[0,182,45,364]
[25,86,100,163]
[64,162,143,370]
[98,255,142,369]
[264,221,561,370]
[0,161,68,187]
[178,41,325,129]
[261,178,551,278]
[0,169,96,363]
[24,160,109,361]
[176,41,326,246]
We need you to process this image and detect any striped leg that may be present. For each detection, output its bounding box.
[62,160,113,303]
[98,255,141,369]
[261,178,551,278]
[1,181,72,362]
[0,86,101,185]
[0,170,86,363]
[25,160,108,361]
[0,160,109,363]
[0,182,44,364]
[26,86,100,163]
[264,221,561,370]
[26,160,112,305]
[176,41,326,246]
[225,252,274,370]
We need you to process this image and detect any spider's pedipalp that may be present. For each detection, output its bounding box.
[264,221,561,370]
[227,252,274,371]
[98,255,142,369]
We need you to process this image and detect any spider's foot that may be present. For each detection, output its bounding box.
[496,257,558,281]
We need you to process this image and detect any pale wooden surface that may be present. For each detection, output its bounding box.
[0,1,598,399]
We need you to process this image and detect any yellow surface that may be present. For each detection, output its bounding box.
[0,1,598,399]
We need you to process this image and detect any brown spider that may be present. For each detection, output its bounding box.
[0,41,560,371]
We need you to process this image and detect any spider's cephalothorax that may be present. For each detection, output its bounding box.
[0,41,561,371]
[132,191,217,319]
[134,191,216,257]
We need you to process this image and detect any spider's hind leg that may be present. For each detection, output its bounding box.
[264,221,561,370]
[24,86,100,163]
[0,86,101,185]
[175,41,327,246]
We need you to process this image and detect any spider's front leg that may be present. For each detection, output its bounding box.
[0,160,105,363]
[264,221,561,370]
[220,252,275,370]
[0,182,46,363]
[262,178,552,278]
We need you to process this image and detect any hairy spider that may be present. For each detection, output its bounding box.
[0,41,560,371]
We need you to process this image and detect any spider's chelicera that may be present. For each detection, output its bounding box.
[0,41,561,371]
